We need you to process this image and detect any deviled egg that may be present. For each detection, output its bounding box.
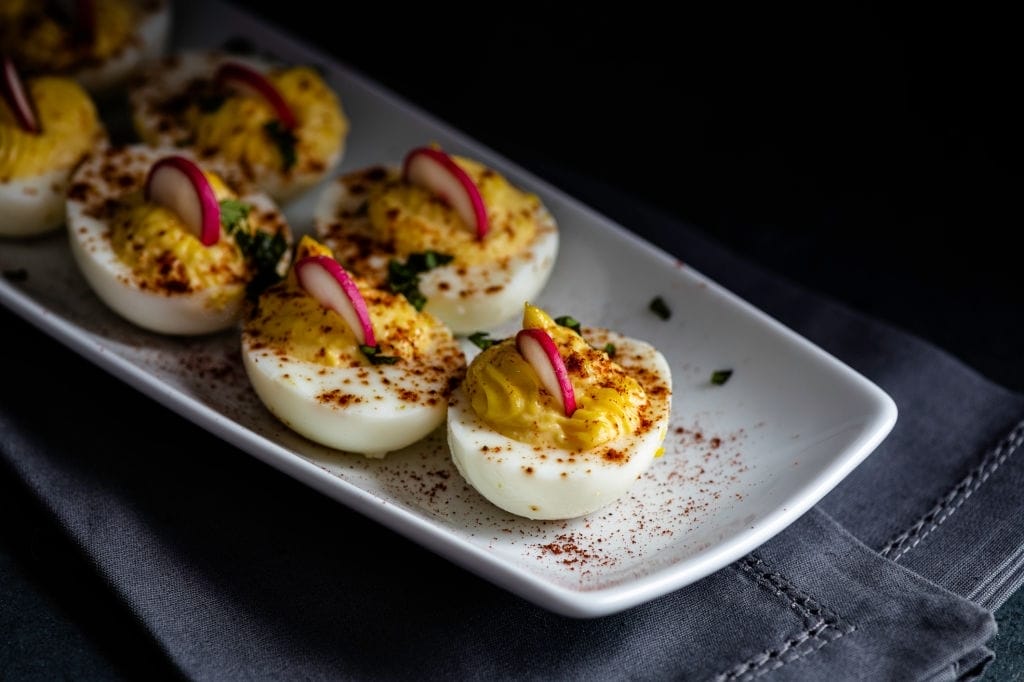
[0,56,107,237]
[66,143,293,335]
[314,145,559,334]
[129,50,349,202]
[0,0,171,95]
[447,303,672,520]
[241,236,466,458]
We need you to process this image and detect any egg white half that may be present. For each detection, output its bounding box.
[447,328,673,520]
[314,169,560,334]
[129,50,345,202]
[242,345,464,458]
[73,0,173,95]
[0,168,72,237]
[240,278,465,458]
[66,143,290,335]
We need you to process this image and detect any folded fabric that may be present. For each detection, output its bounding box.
[2,165,1022,681]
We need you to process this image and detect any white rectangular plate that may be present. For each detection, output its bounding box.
[0,1,897,618]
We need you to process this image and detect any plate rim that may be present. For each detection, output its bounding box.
[0,0,899,618]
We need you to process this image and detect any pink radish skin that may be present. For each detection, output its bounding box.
[294,256,376,346]
[144,155,221,246]
[516,328,577,417]
[215,61,297,130]
[1,56,40,134]
[402,146,489,240]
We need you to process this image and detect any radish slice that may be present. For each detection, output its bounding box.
[402,146,489,239]
[516,328,577,417]
[215,61,297,130]
[144,155,221,246]
[1,56,40,134]
[294,255,376,346]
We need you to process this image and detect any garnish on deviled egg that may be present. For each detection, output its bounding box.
[129,50,349,202]
[447,303,672,520]
[240,236,466,458]
[314,145,559,334]
[0,56,107,237]
[66,144,292,334]
[0,0,171,95]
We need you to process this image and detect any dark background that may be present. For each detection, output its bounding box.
[2,2,1021,679]
[239,2,1022,390]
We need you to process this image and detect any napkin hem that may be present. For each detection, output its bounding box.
[711,507,998,681]
[880,419,1024,564]
[714,556,856,680]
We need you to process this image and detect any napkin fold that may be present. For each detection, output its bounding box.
[3,163,1023,680]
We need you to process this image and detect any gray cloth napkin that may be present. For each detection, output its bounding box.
[2,171,1023,680]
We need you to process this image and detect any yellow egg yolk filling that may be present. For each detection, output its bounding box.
[246,236,444,366]
[466,304,649,451]
[0,0,138,72]
[110,171,249,303]
[183,67,348,175]
[367,155,542,266]
[0,76,103,180]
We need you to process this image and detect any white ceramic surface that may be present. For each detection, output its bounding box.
[0,1,897,618]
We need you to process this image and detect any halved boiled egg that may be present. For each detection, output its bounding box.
[447,303,672,520]
[241,236,466,458]
[314,145,559,335]
[129,50,350,202]
[0,0,172,95]
[66,143,293,335]
[0,57,107,237]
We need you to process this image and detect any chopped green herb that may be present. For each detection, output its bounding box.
[239,231,288,298]
[237,230,287,274]
[387,260,425,310]
[387,251,453,310]
[219,199,250,233]
[264,120,297,171]
[218,199,287,298]
[554,315,581,335]
[603,343,617,357]
[468,332,504,350]
[406,250,453,271]
[359,344,399,365]
[649,296,671,320]
[710,369,733,386]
